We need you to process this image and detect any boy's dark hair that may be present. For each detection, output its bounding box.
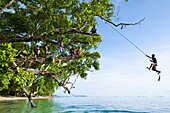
[152,54,155,57]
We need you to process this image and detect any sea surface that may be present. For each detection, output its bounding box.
[0,96,170,113]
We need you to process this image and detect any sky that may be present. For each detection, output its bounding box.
[55,0,170,96]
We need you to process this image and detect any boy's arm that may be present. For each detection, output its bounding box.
[146,55,153,62]
[146,55,151,58]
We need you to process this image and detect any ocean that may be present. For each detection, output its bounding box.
[0,96,170,113]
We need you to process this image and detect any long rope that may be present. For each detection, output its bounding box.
[104,22,163,78]
[107,23,147,56]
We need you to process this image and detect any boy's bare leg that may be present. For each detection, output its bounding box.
[152,66,161,74]
[147,64,152,70]
[156,70,161,74]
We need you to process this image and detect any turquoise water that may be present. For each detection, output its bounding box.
[0,96,170,113]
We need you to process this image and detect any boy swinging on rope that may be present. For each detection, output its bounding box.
[146,54,161,74]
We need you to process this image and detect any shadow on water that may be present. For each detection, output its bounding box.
[0,99,63,113]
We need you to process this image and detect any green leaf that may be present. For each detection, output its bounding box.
[0,0,116,96]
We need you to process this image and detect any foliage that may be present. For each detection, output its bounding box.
[14,68,35,87]
[0,0,115,96]
[0,43,16,90]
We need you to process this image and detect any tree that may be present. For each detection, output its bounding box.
[0,0,142,108]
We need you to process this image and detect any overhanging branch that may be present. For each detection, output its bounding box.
[98,14,145,29]
[49,75,71,94]
[44,39,90,46]
[0,25,100,43]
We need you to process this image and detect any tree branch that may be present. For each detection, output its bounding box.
[98,14,145,29]
[16,44,26,56]
[44,39,90,46]
[31,16,52,36]
[44,65,49,71]
[63,73,72,85]
[63,75,79,94]
[9,54,82,69]
[0,25,100,43]
[69,75,78,91]
[27,68,62,75]
[62,85,71,94]
[79,21,87,30]
[40,64,45,71]
[0,0,15,14]
[44,74,71,94]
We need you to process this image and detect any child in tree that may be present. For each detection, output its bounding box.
[71,46,76,56]
[45,44,49,57]
[76,47,81,55]
[146,54,161,74]
[34,45,40,58]
[91,25,97,34]
[58,38,65,55]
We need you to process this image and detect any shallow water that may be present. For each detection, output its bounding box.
[0,96,170,113]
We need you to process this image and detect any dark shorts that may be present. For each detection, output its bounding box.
[34,51,39,56]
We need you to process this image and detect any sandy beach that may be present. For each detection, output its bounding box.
[0,96,53,101]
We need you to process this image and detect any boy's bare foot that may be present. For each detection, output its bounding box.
[146,67,150,70]
[158,71,161,74]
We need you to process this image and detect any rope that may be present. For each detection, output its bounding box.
[107,23,147,56]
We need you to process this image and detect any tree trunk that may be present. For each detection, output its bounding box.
[17,83,37,108]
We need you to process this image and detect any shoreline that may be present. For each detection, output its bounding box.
[0,96,54,101]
